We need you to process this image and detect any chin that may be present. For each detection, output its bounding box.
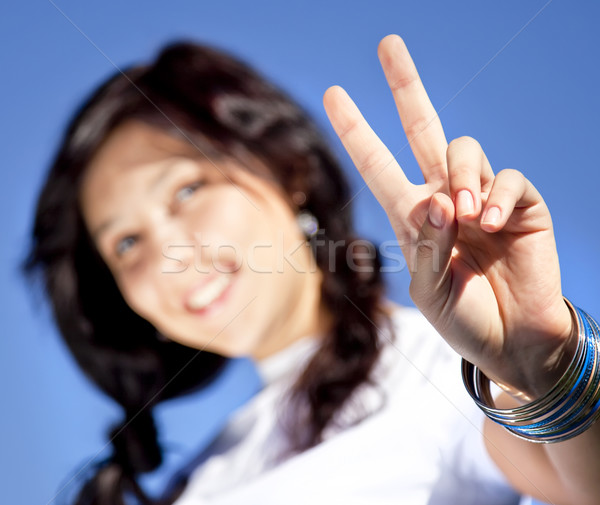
[162,324,263,358]
[198,335,262,359]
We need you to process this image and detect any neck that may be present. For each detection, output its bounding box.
[252,269,332,362]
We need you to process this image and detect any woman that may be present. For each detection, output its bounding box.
[25,34,600,505]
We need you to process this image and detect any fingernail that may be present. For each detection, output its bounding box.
[429,198,445,229]
[482,206,501,226]
[456,190,474,217]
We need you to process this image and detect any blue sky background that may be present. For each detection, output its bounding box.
[2,1,599,503]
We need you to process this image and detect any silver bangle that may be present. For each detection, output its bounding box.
[462,298,600,443]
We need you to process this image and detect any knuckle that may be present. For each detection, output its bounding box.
[426,160,447,179]
[389,73,418,92]
[448,161,474,179]
[448,135,480,152]
[415,239,439,262]
[497,167,522,180]
[447,137,462,151]
[493,168,527,194]
[447,137,486,192]
[358,149,389,178]
[404,116,431,142]
[338,118,360,141]
[447,162,477,192]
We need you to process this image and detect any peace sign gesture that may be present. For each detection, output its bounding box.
[323,35,574,398]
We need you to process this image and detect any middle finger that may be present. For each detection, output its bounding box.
[378,35,449,183]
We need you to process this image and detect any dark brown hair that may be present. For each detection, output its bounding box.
[24,40,389,504]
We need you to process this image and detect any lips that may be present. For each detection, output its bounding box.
[184,272,235,314]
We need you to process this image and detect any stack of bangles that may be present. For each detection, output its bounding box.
[462,298,600,443]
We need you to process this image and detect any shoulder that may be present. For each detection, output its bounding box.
[327,301,465,433]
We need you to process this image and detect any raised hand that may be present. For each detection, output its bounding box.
[323,34,574,398]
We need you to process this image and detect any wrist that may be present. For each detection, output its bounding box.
[495,299,580,403]
[462,298,600,443]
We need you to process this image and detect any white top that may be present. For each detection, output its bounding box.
[173,305,521,505]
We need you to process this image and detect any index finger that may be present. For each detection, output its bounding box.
[323,84,415,213]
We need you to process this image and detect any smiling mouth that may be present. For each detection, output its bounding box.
[186,274,234,312]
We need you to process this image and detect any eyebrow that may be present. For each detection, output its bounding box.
[91,158,183,243]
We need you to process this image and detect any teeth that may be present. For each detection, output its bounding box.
[188,275,232,310]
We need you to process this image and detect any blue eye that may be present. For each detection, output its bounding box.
[116,236,137,257]
[175,181,204,202]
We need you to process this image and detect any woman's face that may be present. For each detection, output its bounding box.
[79,121,327,359]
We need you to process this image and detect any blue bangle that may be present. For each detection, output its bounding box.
[462,298,600,443]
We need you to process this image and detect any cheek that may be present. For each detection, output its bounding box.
[114,268,165,323]
[184,188,269,264]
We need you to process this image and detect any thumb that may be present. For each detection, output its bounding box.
[409,192,457,312]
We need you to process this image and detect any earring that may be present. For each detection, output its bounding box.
[296,210,319,238]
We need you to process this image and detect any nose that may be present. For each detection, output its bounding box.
[146,212,197,275]
[160,238,196,274]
